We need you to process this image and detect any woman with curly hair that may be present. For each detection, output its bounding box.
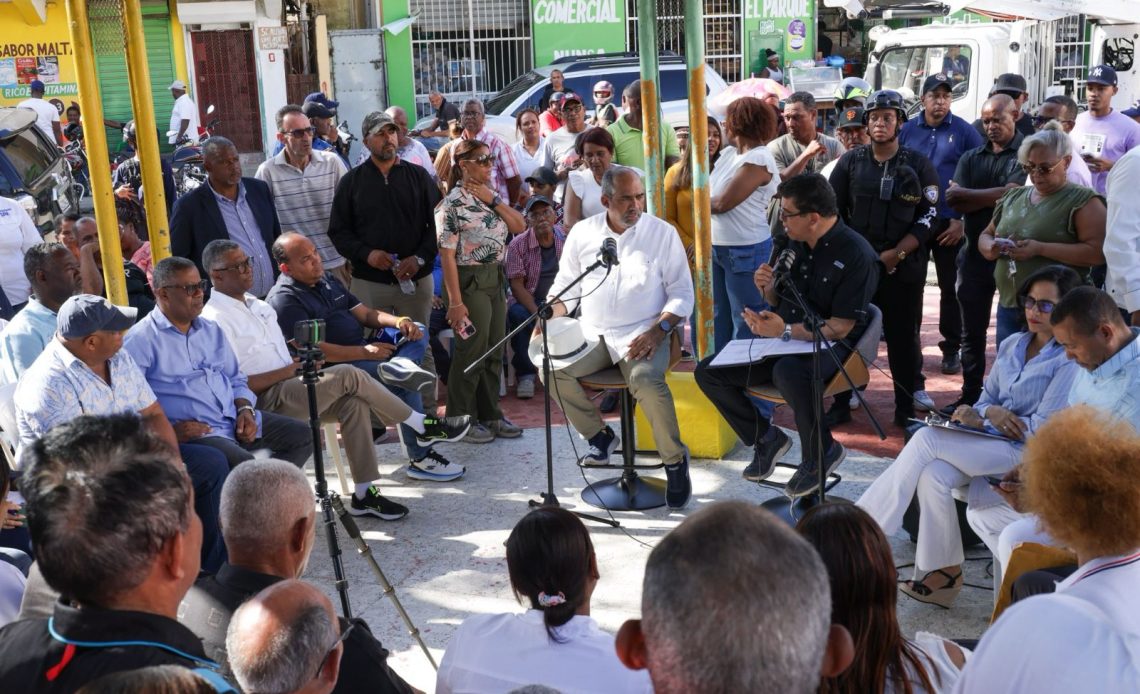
[436,507,652,693]
[798,502,966,693]
[437,138,525,443]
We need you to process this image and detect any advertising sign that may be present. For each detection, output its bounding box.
[0,5,79,108]
[531,0,626,66]
[744,0,816,76]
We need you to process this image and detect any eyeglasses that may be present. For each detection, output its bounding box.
[1021,159,1065,176]
[212,258,253,274]
[311,620,356,682]
[779,208,811,220]
[1020,296,1057,314]
[161,280,209,296]
[282,127,316,138]
[463,154,494,166]
[525,207,554,219]
[562,103,584,112]
[461,110,483,117]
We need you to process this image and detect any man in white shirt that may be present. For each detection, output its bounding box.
[0,197,48,319]
[1105,146,1140,325]
[168,80,201,145]
[541,92,593,198]
[255,105,351,287]
[542,167,694,509]
[17,80,62,147]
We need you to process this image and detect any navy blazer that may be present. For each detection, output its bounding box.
[170,176,281,275]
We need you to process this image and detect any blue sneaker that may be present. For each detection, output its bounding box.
[407,449,466,482]
[580,426,618,466]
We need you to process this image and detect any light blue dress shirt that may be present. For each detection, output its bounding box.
[123,309,260,440]
[973,332,1079,437]
[209,181,275,297]
[1068,327,1140,431]
[0,299,57,386]
[14,338,156,447]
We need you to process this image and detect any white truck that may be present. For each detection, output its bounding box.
[864,6,1139,121]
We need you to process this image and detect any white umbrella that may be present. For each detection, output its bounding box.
[707,78,792,119]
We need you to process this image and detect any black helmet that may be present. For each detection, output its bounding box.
[123,119,136,143]
[861,90,907,124]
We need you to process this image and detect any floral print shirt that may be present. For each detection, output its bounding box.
[436,185,510,266]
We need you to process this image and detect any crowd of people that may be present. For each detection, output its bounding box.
[0,60,1138,692]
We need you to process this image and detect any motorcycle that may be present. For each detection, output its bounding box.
[170,104,219,195]
[62,139,90,201]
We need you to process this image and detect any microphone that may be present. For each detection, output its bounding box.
[598,237,620,268]
[774,249,796,283]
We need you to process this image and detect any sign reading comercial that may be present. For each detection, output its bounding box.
[531,0,625,65]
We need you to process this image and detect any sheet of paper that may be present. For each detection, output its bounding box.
[707,337,825,368]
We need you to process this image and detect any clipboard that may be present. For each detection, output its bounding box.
[908,417,1021,443]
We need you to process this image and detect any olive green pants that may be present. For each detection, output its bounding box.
[444,263,505,422]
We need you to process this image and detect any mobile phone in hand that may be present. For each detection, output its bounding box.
[984,475,1004,487]
[457,318,477,340]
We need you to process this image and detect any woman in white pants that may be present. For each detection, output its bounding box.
[857,266,1083,607]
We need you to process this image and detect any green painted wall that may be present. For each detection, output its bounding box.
[531,0,626,66]
[382,0,414,111]
[743,0,816,77]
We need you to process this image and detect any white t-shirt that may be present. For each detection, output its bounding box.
[169,93,201,144]
[436,610,653,694]
[568,166,646,228]
[512,137,546,185]
[708,145,781,246]
[16,98,58,143]
[542,126,592,172]
[0,197,44,306]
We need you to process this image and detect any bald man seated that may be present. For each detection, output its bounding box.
[227,579,343,694]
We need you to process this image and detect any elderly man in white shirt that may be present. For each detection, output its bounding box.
[1105,146,1140,326]
[200,239,471,509]
[541,167,694,509]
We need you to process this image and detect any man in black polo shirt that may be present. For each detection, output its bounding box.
[0,414,231,691]
[695,174,879,498]
[180,459,414,693]
[328,110,442,409]
[942,94,1028,414]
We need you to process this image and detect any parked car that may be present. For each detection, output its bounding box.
[0,107,76,234]
[416,53,729,145]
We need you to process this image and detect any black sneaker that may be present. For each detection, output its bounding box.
[348,487,409,520]
[784,442,846,499]
[823,399,852,427]
[664,455,691,509]
[743,428,792,482]
[581,426,618,466]
[416,415,472,445]
[941,352,962,375]
[599,390,620,413]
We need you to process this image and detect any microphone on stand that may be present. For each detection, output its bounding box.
[774,249,796,285]
[598,237,620,268]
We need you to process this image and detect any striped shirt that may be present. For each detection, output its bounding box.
[1068,327,1140,431]
[460,128,520,202]
[255,149,348,270]
[209,181,276,297]
[973,332,1079,437]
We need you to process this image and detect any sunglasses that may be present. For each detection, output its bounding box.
[1021,160,1065,176]
[463,153,494,166]
[161,280,209,296]
[212,258,253,274]
[282,127,316,138]
[1019,296,1056,313]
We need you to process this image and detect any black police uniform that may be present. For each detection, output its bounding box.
[829,143,940,421]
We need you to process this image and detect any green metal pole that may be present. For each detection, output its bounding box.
[635,0,663,216]
[684,0,714,359]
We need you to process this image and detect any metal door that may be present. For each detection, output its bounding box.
[330,29,388,165]
[190,30,263,153]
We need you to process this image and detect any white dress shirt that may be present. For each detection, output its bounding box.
[169,93,200,144]
[546,211,694,361]
[1105,146,1140,314]
[16,97,58,143]
[0,198,44,306]
[201,291,293,376]
[435,610,653,694]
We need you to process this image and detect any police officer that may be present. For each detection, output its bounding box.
[828,90,940,427]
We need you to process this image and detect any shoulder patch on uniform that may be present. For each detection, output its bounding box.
[924,185,940,204]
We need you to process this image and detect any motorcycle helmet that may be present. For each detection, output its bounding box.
[123,119,136,144]
[833,77,872,105]
[593,80,614,103]
[861,90,908,125]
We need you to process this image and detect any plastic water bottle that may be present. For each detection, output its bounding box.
[393,255,416,295]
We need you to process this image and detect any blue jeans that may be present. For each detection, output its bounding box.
[507,302,538,378]
[996,305,1022,350]
[347,325,431,459]
[180,443,229,574]
[712,240,773,349]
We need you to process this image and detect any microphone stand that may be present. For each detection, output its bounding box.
[466,255,619,527]
[761,269,885,522]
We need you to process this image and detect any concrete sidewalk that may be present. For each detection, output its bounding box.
[299,427,995,692]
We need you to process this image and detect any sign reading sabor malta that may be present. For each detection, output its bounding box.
[531,0,626,67]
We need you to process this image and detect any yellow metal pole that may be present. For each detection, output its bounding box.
[168,0,190,86]
[122,0,171,262]
[636,0,664,216]
[64,0,128,305]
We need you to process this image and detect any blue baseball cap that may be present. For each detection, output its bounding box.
[57,294,137,339]
[1087,65,1118,87]
[1123,100,1140,118]
[29,79,45,92]
[303,92,339,111]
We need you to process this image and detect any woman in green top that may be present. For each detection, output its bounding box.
[979,121,1106,347]
[437,139,527,443]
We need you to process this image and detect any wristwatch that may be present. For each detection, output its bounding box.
[490,194,502,208]
[658,319,672,334]
[780,325,793,342]
[237,404,255,417]
[414,256,426,268]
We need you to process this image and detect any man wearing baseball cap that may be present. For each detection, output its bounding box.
[13,293,231,571]
[524,167,564,224]
[168,79,201,145]
[542,92,593,198]
[17,79,62,147]
[971,73,1035,139]
[900,73,984,380]
[303,93,352,162]
[267,101,339,159]
[1070,64,1140,194]
[1123,99,1140,124]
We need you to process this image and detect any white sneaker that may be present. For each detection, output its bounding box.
[517,375,536,399]
[914,390,936,412]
